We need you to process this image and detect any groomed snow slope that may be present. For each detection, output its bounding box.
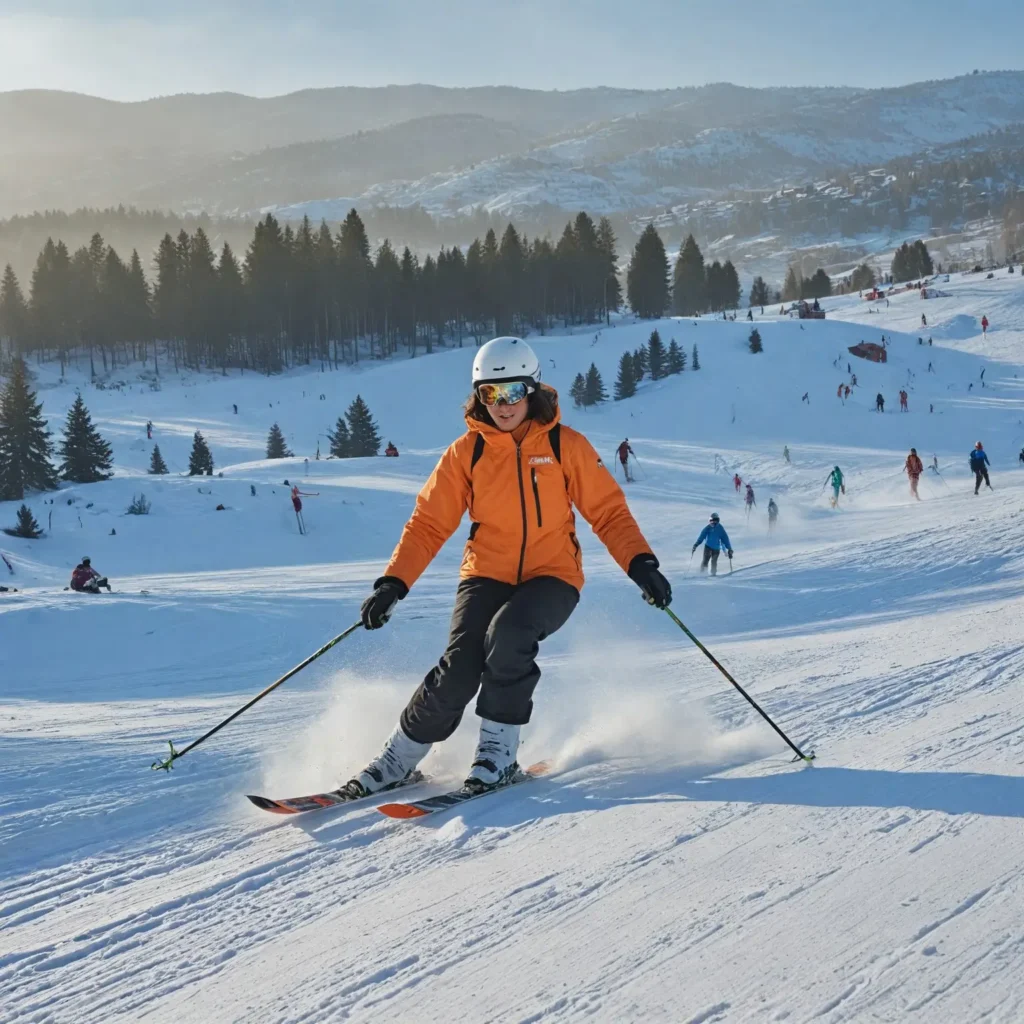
[2,270,1024,1023]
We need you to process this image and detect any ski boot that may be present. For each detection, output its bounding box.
[344,724,431,798]
[464,720,521,793]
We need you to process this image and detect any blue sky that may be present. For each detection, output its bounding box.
[1,0,1022,98]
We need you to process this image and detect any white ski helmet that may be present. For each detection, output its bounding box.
[472,337,541,388]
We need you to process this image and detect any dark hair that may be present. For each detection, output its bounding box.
[463,386,557,426]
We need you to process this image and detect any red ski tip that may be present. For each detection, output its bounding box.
[377,802,430,819]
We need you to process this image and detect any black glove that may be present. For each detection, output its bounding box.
[727,549,734,558]
[360,576,408,629]
[628,554,672,610]
[691,544,697,555]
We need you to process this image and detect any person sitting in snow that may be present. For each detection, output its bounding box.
[70,556,111,594]
[385,441,399,457]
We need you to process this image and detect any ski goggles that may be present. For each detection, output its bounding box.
[476,381,531,406]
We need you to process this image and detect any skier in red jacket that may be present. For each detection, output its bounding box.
[617,439,635,482]
[70,557,111,593]
[981,315,989,335]
[733,473,742,492]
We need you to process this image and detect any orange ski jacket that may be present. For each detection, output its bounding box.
[905,453,923,477]
[384,396,652,592]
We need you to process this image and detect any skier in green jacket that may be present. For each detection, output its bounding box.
[829,466,845,508]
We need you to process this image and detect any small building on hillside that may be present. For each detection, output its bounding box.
[849,342,887,363]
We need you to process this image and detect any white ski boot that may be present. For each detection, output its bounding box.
[345,724,431,798]
[465,720,521,793]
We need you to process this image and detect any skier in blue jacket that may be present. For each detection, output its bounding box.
[692,512,733,576]
[970,442,992,494]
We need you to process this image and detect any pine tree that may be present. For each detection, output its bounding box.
[266,422,293,459]
[614,351,636,400]
[647,329,666,380]
[748,328,763,354]
[5,503,42,538]
[634,344,649,381]
[570,372,587,409]
[57,394,113,483]
[667,339,686,374]
[327,416,351,458]
[748,276,770,307]
[346,395,382,457]
[782,266,802,301]
[583,363,607,406]
[807,268,832,299]
[188,430,213,476]
[0,264,29,352]
[721,260,742,311]
[626,224,670,318]
[149,445,168,475]
[913,240,934,276]
[672,235,706,315]
[0,358,57,501]
[850,264,875,291]
[691,343,701,371]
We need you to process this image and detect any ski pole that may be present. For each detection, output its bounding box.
[663,608,815,764]
[728,551,733,574]
[151,621,363,771]
[632,456,646,480]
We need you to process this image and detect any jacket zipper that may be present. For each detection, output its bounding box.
[530,468,543,528]
[515,443,528,584]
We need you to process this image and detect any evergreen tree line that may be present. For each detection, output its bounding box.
[890,240,935,283]
[613,330,689,400]
[782,266,833,302]
[0,209,623,375]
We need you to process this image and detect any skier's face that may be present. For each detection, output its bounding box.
[486,394,529,432]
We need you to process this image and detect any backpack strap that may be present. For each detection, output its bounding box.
[470,433,486,471]
[549,423,562,464]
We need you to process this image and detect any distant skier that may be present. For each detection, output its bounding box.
[744,483,756,515]
[875,393,885,413]
[146,420,153,440]
[692,512,733,577]
[921,313,927,327]
[233,404,238,414]
[385,441,399,457]
[70,556,111,594]
[970,442,992,494]
[767,498,779,533]
[931,455,939,473]
[899,390,909,412]
[837,383,844,400]
[733,473,742,492]
[829,466,845,508]
[981,315,989,335]
[617,439,635,482]
[291,485,318,534]
[851,374,857,387]
[747,309,753,321]
[904,448,923,500]
[783,445,791,463]
[928,361,933,372]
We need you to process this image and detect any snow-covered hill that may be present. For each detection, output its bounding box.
[272,72,1024,221]
[3,270,1024,1022]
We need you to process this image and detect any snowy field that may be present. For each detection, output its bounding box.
[2,270,1024,1023]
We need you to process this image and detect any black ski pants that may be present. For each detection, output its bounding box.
[700,546,721,575]
[400,576,579,744]
[974,466,991,493]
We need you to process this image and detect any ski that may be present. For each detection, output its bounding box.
[377,760,551,820]
[247,770,426,815]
